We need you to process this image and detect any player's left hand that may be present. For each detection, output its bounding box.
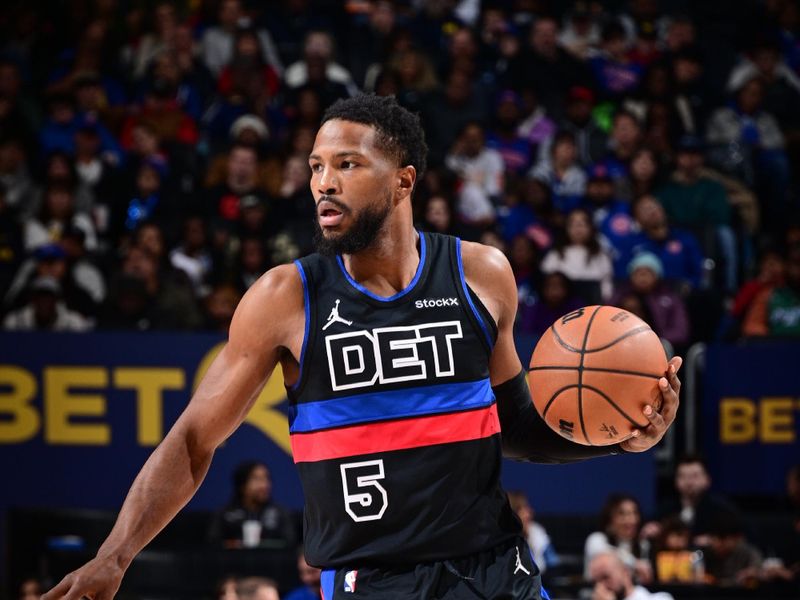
[619,356,682,452]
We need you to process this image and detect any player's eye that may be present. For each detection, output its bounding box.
[310,163,323,173]
[341,161,357,169]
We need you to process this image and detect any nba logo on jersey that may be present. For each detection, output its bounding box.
[344,570,358,592]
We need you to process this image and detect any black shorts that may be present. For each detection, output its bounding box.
[320,537,551,599]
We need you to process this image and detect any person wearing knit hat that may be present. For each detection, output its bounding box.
[230,115,270,144]
[628,251,663,278]
[610,251,690,348]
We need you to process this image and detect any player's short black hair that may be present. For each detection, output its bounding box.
[322,94,427,180]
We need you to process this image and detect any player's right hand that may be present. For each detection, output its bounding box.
[40,555,125,600]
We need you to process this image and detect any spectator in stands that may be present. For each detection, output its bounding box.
[585,493,653,584]
[423,70,488,165]
[628,146,662,198]
[4,242,98,318]
[130,2,179,79]
[234,236,269,292]
[510,15,591,115]
[559,2,600,61]
[285,549,321,600]
[554,86,608,166]
[119,159,170,236]
[507,490,560,574]
[598,110,643,201]
[3,276,91,331]
[588,552,674,600]
[656,135,737,291]
[201,0,283,77]
[742,246,800,336]
[582,164,635,271]
[705,511,763,586]
[509,233,541,298]
[205,144,266,222]
[216,575,239,600]
[730,248,785,326]
[588,20,644,100]
[0,137,36,216]
[626,195,704,291]
[610,253,689,348]
[659,455,742,544]
[24,183,97,253]
[117,243,202,330]
[530,131,587,215]
[517,271,584,341]
[0,183,22,295]
[204,282,241,332]
[237,577,280,600]
[16,578,42,600]
[486,90,534,175]
[61,226,105,308]
[541,208,614,302]
[706,77,791,229]
[170,215,213,297]
[210,460,296,550]
[418,194,462,238]
[727,38,800,132]
[516,87,557,160]
[445,122,503,227]
[217,27,281,104]
[285,30,356,98]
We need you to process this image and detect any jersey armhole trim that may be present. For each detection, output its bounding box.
[455,238,495,351]
[291,259,310,392]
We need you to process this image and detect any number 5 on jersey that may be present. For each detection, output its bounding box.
[340,460,388,522]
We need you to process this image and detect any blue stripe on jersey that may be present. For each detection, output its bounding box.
[288,378,494,433]
[321,568,335,600]
[291,260,311,392]
[335,231,427,301]
[455,238,494,350]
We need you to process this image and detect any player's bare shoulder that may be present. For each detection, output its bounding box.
[459,240,517,327]
[228,263,305,353]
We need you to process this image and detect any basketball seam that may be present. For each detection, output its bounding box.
[578,306,602,445]
[548,324,652,353]
[582,384,650,429]
[541,384,580,419]
[529,366,662,379]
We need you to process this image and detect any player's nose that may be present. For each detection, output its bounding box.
[317,166,341,195]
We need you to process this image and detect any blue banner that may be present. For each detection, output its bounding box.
[704,342,800,495]
[0,331,654,534]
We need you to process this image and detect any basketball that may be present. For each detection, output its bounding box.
[528,305,668,446]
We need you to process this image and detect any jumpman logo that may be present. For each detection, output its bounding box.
[513,547,531,575]
[323,299,353,330]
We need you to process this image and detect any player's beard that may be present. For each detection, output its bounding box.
[313,192,392,256]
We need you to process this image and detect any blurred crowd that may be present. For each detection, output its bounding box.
[1,0,800,347]
[16,458,800,599]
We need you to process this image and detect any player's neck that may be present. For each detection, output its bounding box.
[341,218,420,297]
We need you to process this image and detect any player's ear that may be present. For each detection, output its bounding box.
[396,165,416,201]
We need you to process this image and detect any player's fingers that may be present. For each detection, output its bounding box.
[643,398,666,432]
[658,375,680,423]
[666,359,682,394]
[41,576,73,600]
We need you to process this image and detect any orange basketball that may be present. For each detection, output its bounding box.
[528,305,668,446]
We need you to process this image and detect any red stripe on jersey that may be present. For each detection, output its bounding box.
[290,404,500,463]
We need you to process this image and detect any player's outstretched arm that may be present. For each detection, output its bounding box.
[41,265,303,600]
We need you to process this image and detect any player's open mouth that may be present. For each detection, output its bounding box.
[318,200,346,227]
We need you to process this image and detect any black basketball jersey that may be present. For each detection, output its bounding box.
[286,231,520,568]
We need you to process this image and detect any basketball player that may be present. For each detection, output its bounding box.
[42,95,681,600]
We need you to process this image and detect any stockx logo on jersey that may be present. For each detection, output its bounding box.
[415,297,459,308]
[325,321,464,391]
